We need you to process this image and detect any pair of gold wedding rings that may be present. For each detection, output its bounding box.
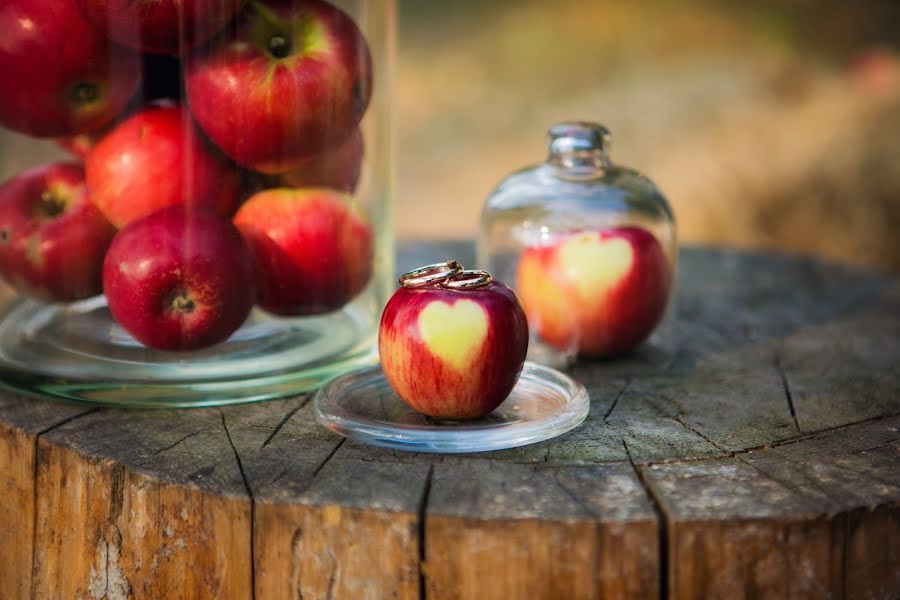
[399,260,492,290]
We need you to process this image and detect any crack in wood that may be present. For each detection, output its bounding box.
[261,398,310,450]
[774,350,802,434]
[292,527,305,600]
[610,410,900,474]
[29,407,100,597]
[624,439,668,600]
[325,562,338,600]
[603,379,631,421]
[221,411,256,600]
[418,464,434,600]
[34,407,100,437]
[673,415,728,454]
[149,427,212,457]
[312,438,346,479]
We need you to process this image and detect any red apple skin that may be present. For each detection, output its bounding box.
[0,163,115,301]
[103,206,255,351]
[0,0,140,137]
[233,188,372,315]
[280,128,364,193]
[86,104,240,228]
[516,227,670,358]
[76,0,247,55]
[185,0,373,173]
[379,281,529,420]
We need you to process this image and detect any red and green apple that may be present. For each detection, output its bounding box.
[0,0,141,137]
[185,0,373,173]
[379,280,529,420]
[103,205,255,351]
[516,226,670,357]
[0,163,115,302]
[233,188,373,315]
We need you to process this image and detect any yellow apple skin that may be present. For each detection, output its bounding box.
[378,281,529,419]
[516,227,670,357]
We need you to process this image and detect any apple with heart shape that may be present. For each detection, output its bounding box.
[103,205,255,351]
[233,188,372,315]
[280,128,364,193]
[185,0,373,173]
[0,163,115,302]
[379,273,529,420]
[516,226,670,357]
[76,0,248,55]
[0,0,141,137]
[86,103,240,228]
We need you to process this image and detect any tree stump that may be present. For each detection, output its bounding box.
[1,243,898,599]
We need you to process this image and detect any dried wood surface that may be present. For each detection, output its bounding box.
[0,242,898,599]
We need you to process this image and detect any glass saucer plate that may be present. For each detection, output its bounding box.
[314,361,589,453]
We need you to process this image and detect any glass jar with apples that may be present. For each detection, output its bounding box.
[478,122,677,367]
[0,0,395,406]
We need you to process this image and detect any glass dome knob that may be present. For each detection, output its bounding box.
[547,121,612,173]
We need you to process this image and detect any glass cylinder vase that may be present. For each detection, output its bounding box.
[0,0,395,406]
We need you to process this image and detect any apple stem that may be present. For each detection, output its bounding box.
[268,35,292,59]
[248,1,292,58]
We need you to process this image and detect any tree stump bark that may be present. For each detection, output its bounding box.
[1,243,898,599]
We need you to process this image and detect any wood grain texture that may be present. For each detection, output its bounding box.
[0,396,93,599]
[424,460,659,599]
[0,244,897,599]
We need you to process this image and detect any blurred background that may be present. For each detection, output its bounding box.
[395,0,900,272]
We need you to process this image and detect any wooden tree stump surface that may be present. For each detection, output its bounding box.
[1,242,898,599]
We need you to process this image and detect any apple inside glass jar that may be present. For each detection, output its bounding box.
[185,0,373,174]
[516,226,671,358]
[379,264,529,420]
[0,162,115,302]
[102,206,255,351]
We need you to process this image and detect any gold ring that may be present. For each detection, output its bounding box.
[399,260,463,288]
[444,270,492,289]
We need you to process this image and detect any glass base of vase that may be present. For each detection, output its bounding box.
[0,295,377,407]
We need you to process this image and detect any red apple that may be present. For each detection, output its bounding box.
[103,206,255,351]
[233,188,372,315]
[86,104,240,228]
[76,0,247,55]
[185,0,373,173]
[0,163,114,301]
[57,55,184,160]
[0,0,140,137]
[516,226,670,357]
[379,274,529,420]
[280,128,364,193]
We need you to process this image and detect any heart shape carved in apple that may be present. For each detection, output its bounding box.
[556,233,634,297]
[417,299,488,372]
